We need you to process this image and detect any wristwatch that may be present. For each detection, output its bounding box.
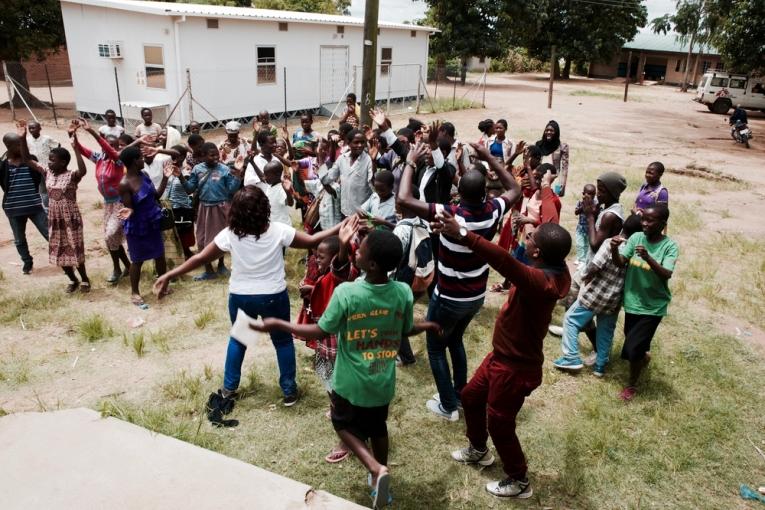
[458,226,468,239]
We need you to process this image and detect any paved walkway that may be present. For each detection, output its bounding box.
[0,408,366,510]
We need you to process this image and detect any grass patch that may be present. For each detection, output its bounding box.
[420,97,478,113]
[569,89,647,102]
[0,353,32,386]
[77,314,114,342]
[149,329,171,353]
[194,310,216,330]
[92,200,104,210]
[123,332,146,357]
[0,290,63,326]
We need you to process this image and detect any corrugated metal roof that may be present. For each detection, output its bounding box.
[60,0,437,31]
[623,29,719,55]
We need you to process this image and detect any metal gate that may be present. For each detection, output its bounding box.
[319,46,349,108]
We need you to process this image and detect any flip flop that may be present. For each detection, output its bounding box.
[193,272,218,281]
[489,283,507,293]
[131,296,150,310]
[80,281,91,293]
[372,472,391,509]
[324,448,350,464]
[65,282,80,293]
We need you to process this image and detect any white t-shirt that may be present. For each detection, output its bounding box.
[144,154,171,189]
[214,224,296,295]
[99,125,125,138]
[265,183,292,226]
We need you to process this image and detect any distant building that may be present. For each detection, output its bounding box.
[60,0,435,130]
[0,46,72,86]
[466,56,490,72]
[589,30,722,87]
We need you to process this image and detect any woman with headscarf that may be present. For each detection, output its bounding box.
[536,120,569,197]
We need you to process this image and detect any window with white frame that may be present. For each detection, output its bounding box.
[144,45,165,89]
[381,47,392,76]
[257,46,276,84]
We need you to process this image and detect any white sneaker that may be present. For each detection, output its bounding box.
[432,393,463,410]
[451,445,495,466]
[548,325,564,337]
[426,399,459,422]
[486,478,533,498]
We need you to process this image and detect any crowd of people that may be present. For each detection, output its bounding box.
[1,95,677,508]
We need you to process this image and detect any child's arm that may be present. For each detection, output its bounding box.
[250,318,328,340]
[81,118,119,162]
[336,215,359,267]
[635,244,674,280]
[70,134,87,182]
[282,178,294,206]
[610,236,628,267]
[470,142,521,208]
[574,201,583,216]
[154,241,226,296]
[290,217,346,249]
[408,321,441,336]
[397,142,432,219]
[154,162,171,198]
[539,175,560,224]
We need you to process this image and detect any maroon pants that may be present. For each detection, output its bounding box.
[461,352,542,479]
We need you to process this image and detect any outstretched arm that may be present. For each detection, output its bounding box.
[70,134,87,182]
[153,241,226,296]
[251,318,328,340]
[290,217,346,249]
[469,142,521,207]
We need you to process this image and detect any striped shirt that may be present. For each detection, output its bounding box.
[166,175,192,209]
[428,197,509,301]
[2,163,43,217]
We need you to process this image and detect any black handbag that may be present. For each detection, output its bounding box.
[159,207,175,231]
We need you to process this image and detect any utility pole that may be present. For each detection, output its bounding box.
[547,45,556,109]
[360,0,379,127]
[624,50,632,102]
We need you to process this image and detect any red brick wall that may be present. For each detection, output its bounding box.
[0,46,72,86]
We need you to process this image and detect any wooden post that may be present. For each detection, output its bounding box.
[624,51,632,102]
[547,45,556,109]
[113,67,124,126]
[283,66,288,127]
[360,0,379,127]
[452,69,457,109]
[44,64,58,127]
[415,64,422,114]
[186,68,194,125]
[481,61,487,108]
[3,61,17,121]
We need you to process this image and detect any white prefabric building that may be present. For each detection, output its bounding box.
[59,0,434,130]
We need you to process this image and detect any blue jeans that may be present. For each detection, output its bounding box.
[7,209,49,264]
[426,293,484,412]
[561,299,618,368]
[224,290,296,397]
[575,226,589,267]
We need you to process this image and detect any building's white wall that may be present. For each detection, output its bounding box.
[178,18,429,123]
[61,3,181,122]
[466,56,489,71]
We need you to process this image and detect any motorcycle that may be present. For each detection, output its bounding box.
[731,120,752,148]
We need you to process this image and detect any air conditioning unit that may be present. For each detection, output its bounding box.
[98,42,123,59]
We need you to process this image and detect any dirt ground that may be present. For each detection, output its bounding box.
[1,73,764,413]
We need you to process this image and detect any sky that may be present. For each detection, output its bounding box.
[349,0,677,27]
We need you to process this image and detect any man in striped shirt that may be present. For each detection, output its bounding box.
[2,128,49,274]
[398,141,521,421]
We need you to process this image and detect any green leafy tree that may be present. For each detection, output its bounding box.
[710,0,765,75]
[0,0,65,107]
[421,0,511,84]
[512,0,646,80]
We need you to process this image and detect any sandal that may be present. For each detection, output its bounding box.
[65,281,80,293]
[106,271,121,284]
[131,295,150,310]
[325,447,350,464]
[489,283,507,293]
[80,281,91,293]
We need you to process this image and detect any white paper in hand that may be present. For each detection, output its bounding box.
[230,309,264,347]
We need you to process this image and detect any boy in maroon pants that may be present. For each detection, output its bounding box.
[432,199,571,499]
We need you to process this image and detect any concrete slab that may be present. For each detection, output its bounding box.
[0,408,367,510]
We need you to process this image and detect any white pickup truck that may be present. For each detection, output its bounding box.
[694,71,765,114]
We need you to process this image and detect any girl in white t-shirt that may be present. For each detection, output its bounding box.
[155,185,344,425]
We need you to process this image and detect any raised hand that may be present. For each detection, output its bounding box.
[431,209,462,239]
[16,120,27,136]
[428,121,440,145]
[339,215,360,246]
[164,164,179,178]
[542,170,556,187]
[515,140,526,155]
[370,108,387,127]
[406,141,428,165]
[468,142,491,162]
[141,145,159,158]
[610,236,625,249]
[234,154,245,171]
[281,125,289,139]
[78,117,92,131]
[281,178,293,193]
[67,119,78,136]
[582,194,598,216]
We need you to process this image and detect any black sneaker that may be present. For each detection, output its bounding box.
[22,261,33,275]
[283,393,299,407]
[206,391,239,428]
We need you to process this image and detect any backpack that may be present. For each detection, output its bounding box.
[394,220,435,293]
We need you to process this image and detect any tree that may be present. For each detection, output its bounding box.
[651,0,717,91]
[711,0,765,75]
[421,0,510,84]
[0,0,65,107]
[511,0,646,80]
[252,0,350,14]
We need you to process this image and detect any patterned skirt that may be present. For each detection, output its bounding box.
[103,201,125,251]
[48,194,85,267]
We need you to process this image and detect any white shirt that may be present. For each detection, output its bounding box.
[26,134,59,166]
[243,154,273,187]
[99,125,125,138]
[213,224,296,295]
[266,183,292,226]
[144,154,171,189]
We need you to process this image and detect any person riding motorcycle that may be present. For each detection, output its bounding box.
[729,104,748,138]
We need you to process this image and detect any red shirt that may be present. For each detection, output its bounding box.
[466,231,571,370]
[76,136,124,203]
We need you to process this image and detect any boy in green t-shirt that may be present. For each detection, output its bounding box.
[611,205,679,401]
[252,229,438,509]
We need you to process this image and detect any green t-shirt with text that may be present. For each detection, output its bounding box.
[620,232,679,316]
[318,279,414,407]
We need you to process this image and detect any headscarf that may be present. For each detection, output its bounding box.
[536,120,561,156]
